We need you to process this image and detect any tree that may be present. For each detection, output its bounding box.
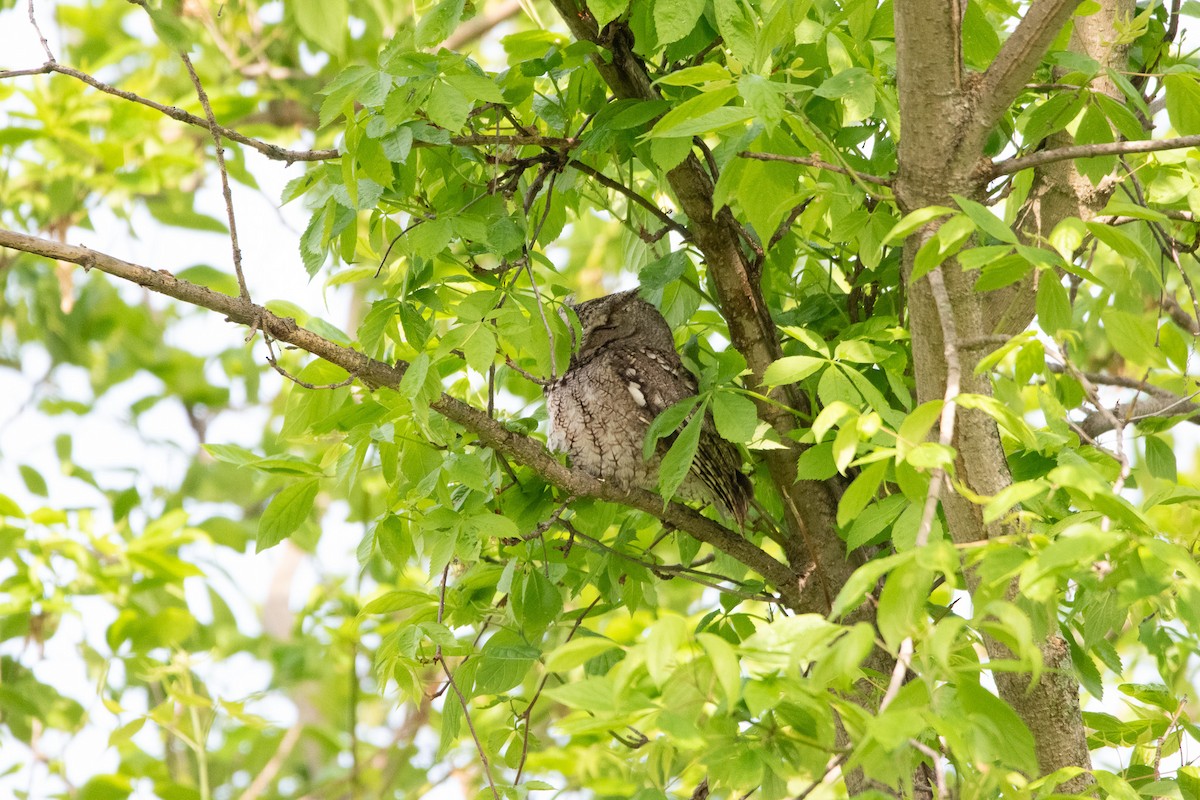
[2,0,1199,797]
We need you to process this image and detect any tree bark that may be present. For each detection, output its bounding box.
[993,0,1136,335]
[894,0,1094,789]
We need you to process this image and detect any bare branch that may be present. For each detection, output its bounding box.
[568,159,692,242]
[26,0,55,63]
[991,133,1200,178]
[878,637,915,714]
[0,227,803,607]
[916,269,961,547]
[0,61,581,164]
[0,62,339,162]
[1079,393,1200,439]
[738,151,893,188]
[181,54,250,302]
[237,724,303,800]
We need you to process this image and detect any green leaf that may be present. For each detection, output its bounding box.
[19,465,48,497]
[698,632,741,705]
[257,479,319,552]
[1035,273,1072,335]
[512,569,563,633]
[711,391,758,444]
[654,0,706,44]
[1074,103,1115,184]
[876,558,931,649]
[713,0,757,66]
[837,460,888,529]
[814,68,876,121]
[475,634,540,695]
[1144,435,1178,482]
[645,615,687,686]
[644,397,700,461]
[360,590,437,616]
[658,405,706,503]
[955,681,1038,774]
[639,251,688,290]
[294,0,347,56]
[761,355,825,386]
[951,194,1017,244]
[831,552,910,618]
[0,493,24,518]
[415,0,465,49]
[882,206,954,245]
[896,401,943,462]
[545,637,622,672]
[1100,308,1166,368]
[589,0,630,28]
[1165,72,1200,135]
[1021,91,1084,142]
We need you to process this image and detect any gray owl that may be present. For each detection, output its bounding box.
[545,289,752,525]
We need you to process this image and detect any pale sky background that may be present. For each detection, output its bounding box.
[0,1,1197,798]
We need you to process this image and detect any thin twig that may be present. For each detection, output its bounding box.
[558,520,777,602]
[514,595,602,783]
[237,724,304,800]
[27,0,55,63]
[738,151,893,188]
[182,54,250,302]
[435,566,501,800]
[1049,343,1132,530]
[878,637,914,714]
[908,739,947,800]
[793,753,849,800]
[437,659,501,800]
[0,61,337,162]
[915,269,961,547]
[520,500,573,541]
[504,355,551,386]
[568,160,692,242]
[263,335,355,389]
[1152,697,1188,779]
[991,133,1200,177]
[0,61,581,164]
[0,227,803,607]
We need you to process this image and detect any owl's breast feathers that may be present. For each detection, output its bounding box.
[546,339,750,526]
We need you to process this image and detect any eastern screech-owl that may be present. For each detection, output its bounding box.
[545,289,752,525]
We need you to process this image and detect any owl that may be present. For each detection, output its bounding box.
[544,289,752,525]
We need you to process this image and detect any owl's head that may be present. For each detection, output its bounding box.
[570,289,675,356]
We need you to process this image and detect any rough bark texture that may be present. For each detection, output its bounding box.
[894,0,1095,789]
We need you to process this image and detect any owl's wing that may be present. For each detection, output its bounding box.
[622,347,751,525]
[616,347,699,428]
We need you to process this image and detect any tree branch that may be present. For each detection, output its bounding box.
[182,53,250,302]
[0,227,803,608]
[567,160,693,242]
[972,0,1084,141]
[738,151,893,188]
[0,62,338,163]
[0,61,581,164]
[991,133,1200,177]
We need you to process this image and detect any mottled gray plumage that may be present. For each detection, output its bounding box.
[545,289,752,525]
